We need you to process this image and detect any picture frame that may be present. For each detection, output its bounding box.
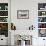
[17,10,29,19]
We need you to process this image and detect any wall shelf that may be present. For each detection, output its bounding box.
[0,3,8,37]
[38,3,46,37]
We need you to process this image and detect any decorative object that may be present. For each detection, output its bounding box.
[38,17,46,22]
[5,6,8,10]
[38,23,46,28]
[39,29,46,37]
[42,12,45,15]
[21,40,25,46]
[0,6,1,10]
[11,23,16,30]
[0,11,8,16]
[0,3,8,10]
[29,25,35,30]
[38,11,46,16]
[19,35,32,45]
[15,35,32,46]
[0,23,8,37]
[17,10,29,19]
[38,3,46,10]
[0,17,8,22]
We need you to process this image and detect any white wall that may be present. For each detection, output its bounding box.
[11,0,46,46]
[11,0,46,30]
[11,0,38,30]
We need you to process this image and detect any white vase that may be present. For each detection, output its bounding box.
[21,40,25,46]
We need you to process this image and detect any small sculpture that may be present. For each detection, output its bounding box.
[29,25,35,30]
[11,23,16,30]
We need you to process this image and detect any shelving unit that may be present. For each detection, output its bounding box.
[38,3,46,37]
[0,3,8,37]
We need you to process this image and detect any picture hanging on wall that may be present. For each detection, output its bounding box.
[17,10,29,19]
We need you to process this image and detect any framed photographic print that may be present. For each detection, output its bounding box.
[17,10,29,19]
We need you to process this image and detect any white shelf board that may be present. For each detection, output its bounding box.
[38,22,46,23]
[38,10,46,11]
[0,16,8,17]
[0,0,8,3]
[38,16,46,17]
[38,28,46,29]
[0,22,8,23]
[0,10,8,11]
